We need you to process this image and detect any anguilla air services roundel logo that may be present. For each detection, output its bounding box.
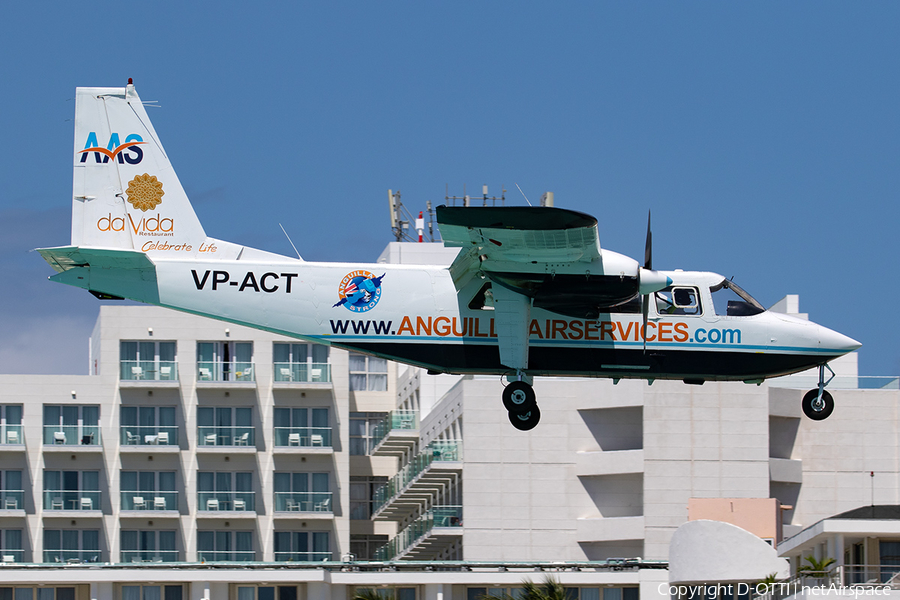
[333,270,385,313]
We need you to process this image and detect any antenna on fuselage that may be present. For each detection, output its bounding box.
[279,223,302,260]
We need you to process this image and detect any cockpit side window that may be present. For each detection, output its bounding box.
[710,279,765,316]
[655,286,701,316]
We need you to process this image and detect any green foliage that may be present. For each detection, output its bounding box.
[481,577,570,600]
[799,555,836,578]
[353,588,390,600]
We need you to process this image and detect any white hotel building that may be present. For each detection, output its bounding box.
[0,243,895,600]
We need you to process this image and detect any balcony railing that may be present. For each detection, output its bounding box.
[0,425,23,446]
[371,410,418,448]
[120,550,179,563]
[196,362,255,383]
[120,426,178,446]
[273,362,331,383]
[273,491,332,512]
[197,550,254,562]
[197,491,255,512]
[0,550,23,563]
[120,360,179,382]
[44,491,101,511]
[43,425,100,447]
[373,440,461,513]
[43,549,100,564]
[274,551,332,562]
[120,491,177,511]
[197,426,255,447]
[273,427,332,448]
[374,505,463,560]
[0,490,24,510]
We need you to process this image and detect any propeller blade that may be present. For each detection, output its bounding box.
[644,211,652,270]
[642,295,649,353]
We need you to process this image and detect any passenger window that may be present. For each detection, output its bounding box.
[710,279,765,316]
[655,287,701,316]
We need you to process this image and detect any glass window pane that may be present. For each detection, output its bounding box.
[291,409,307,427]
[82,471,99,491]
[603,589,623,600]
[121,342,138,361]
[158,407,176,427]
[6,470,21,490]
[197,407,213,427]
[274,408,288,425]
[235,408,252,426]
[14,589,33,600]
[235,472,252,492]
[349,374,367,391]
[5,529,21,551]
[368,374,388,392]
[5,406,21,425]
[143,586,161,600]
[349,353,366,372]
[159,531,176,552]
[197,532,213,553]
[312,532,329,554]
[121,471,137,491]
[258,588,275,600]
[164,587,183,600]
[581,590,600,600]
[158,342,176,362]
[368,357,387,373]
[81,406,98,425]
[273,473,290,494]
[121,406,137,426]
[311,409,328,428]
[312,473,329,493]
[121,530,138,551]
[37,590,54,600]
[197,343,215,363]
[44,405,61,426]
[158,472,176,491]
[234,343,253,363]
[122,588,141,600]
[237,589,255,600]
[82,530,99,551]
[278,587,297,600]
[197,472,214,492]
[273,343,290,363]
[311,345,328,363]
[235,531,253,553]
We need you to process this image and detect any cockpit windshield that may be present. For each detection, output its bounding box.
[710,279,765,317]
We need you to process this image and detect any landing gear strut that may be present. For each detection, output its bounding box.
[802,363,835,421]
[504,373,540,430]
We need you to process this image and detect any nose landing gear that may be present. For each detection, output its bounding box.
[503,373,540,430]
[802,363,835,421]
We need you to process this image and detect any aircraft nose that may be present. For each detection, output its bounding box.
[818,325,862,354]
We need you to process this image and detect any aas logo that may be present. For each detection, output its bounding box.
[334,271,385,313]
[78,132,145,164]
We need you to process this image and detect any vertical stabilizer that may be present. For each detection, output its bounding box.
[72,83,207,254]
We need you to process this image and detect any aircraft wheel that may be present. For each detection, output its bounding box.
[502,381,536,413]
[508,405,541,431]
[802,389,834,420]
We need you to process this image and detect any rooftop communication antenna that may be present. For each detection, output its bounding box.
[388,190,436,242]
[445,184,507,207]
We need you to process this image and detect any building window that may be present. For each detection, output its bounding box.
[0,529,23,563]
[237,586,297,600]
[43,470,99,511]
[349,353,387,391]
[120,530,177,563]
[43,405,99,446]
[43,529,99,563]
[0,470,22,511]
[350,476,387,520]
[273,407,330,447]
[349,535,389,561]
[273,472,330,512]
[0,405,22,445]
[120,406,177,446]
[197,472,254,512]
[120,341,177,381]
[196,342,254,382]
[273,343,330,382]
[197,407,253,447]
[121,585,184,600]
[349,412,386,455]
[120,471,177,511]
[273,531,329,562]
[196,530,253,562]
[0,588,77,600]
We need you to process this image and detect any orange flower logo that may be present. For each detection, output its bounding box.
[126,174,165,212]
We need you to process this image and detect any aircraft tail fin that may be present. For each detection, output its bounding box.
[71,82,208,255]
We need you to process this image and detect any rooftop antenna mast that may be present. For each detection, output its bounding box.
[445,184,506,207]
[388,189,437,242]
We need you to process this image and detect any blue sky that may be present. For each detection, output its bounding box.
[1,3,898,375]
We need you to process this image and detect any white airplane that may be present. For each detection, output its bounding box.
[39,82,861,430]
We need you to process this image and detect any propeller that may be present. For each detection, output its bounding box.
[638,211,671,352]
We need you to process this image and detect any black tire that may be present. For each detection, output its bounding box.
[502,381,536,412]
[802,389,834,420]
[508,406,541,431]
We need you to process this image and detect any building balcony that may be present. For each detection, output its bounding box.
[0,490,24,513]
[197,550,255,562]
[43,490,101,513]
[119,550,179,563]
[43,549,100,564]
[0,425,24,450]
[120,426,179,452]
[371,410,419,457]
[273,491,332,515]
[120,491,178,512]
[273,362,332,385]
[372,441,462,520]
[197,491,255,514]
[196,426,255,451]
[272,427,333,454]
[119,360,179,387]
[273,551,332,562]
[769,457,803,483]
[374,505,463,561]
[42,425,101,451]
[196,362,255,387]
[0,550,23,563]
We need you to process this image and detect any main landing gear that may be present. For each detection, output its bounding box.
[802,363,835,421]
[503,374,540,431]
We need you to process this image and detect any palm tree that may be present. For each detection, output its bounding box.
[353,588,390,600]
[481,576,569,600]
[799,555,836,581]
